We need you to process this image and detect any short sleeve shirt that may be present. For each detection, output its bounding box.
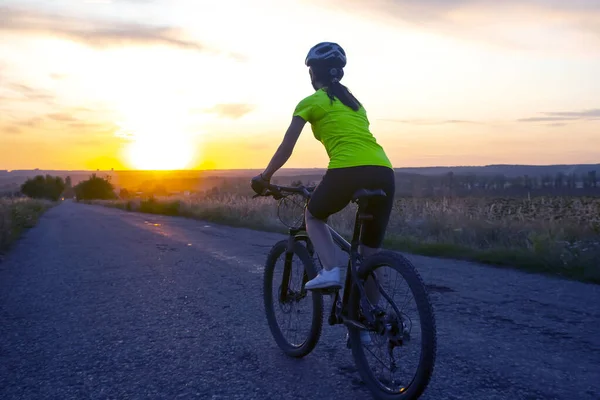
[293,88,392,170]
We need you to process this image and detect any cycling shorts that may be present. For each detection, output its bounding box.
[307,165,395,248]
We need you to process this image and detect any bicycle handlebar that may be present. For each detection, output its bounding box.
[252,183,315,200]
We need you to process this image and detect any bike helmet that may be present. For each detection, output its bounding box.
[305,42,347,68]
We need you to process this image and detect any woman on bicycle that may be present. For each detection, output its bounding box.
[251,41,395,293]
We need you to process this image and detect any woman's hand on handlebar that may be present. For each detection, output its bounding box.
[250,173,271,196]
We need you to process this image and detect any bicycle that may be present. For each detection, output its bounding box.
[255,182,437,400]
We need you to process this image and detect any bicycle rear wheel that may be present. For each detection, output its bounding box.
[347,251,437,400]
[263,239,324,358]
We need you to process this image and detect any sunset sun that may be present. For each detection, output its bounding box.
[114,97,199,171]
[126,137,195,170]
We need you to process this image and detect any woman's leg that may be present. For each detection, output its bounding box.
[303,169,353,289]
[304,208,345,289]
[305,208,337,270]
[360,166,396,305]
[360,244,382,305]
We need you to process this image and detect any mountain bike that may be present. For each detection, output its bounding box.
[254,182,437,400]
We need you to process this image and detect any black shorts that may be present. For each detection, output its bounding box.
[307,165,395,248]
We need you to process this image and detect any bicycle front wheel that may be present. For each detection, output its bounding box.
[348,250,437,400]
[263,239,324,358]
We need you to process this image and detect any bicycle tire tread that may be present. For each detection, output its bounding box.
[262,239,325,358]
[349,250,437,400]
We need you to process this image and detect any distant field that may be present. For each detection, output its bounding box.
[88,194,600,283]
[0,197,53,254]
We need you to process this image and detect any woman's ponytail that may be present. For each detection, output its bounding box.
[313,66,362,111]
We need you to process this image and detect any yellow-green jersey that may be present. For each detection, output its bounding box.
[293,88,392,170]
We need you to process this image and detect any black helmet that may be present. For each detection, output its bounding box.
[305,42,347,68]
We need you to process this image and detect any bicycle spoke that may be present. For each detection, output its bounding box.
[349,251,436,398]
[264,239,323,358]
[361,339,406,390]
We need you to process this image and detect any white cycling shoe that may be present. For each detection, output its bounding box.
[304,267,343,290]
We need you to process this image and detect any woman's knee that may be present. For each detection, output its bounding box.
[305,206,327,223]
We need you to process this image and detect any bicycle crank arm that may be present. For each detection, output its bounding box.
[342,318,368,330]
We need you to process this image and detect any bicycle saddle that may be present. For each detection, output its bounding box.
[352,188,387,201]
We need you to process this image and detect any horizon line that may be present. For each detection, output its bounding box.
[2,162,600,173]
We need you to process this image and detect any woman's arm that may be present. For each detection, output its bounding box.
[261,116,307,180]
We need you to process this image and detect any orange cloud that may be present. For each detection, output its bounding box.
[518,109,600,123]
[0,6,246,60]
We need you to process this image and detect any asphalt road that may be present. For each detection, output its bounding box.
[1,201,599,400]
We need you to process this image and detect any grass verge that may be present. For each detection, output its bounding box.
[0,197,54,254]
[85,195,600,285]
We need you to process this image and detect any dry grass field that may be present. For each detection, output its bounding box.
[88,194,600,283]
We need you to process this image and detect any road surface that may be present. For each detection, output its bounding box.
[1,201,599,399]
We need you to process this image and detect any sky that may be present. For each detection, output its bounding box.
[0,0,599,171]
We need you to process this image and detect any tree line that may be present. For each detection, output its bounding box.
[396,170,599,197]
[19,174,117,201]
[15,170,600,201]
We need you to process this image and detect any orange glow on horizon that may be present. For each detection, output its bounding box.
[0,0,598,171]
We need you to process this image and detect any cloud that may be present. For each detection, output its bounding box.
[518,109,600,123]
[202,104,256,119]
[1,126,22,135]
[358,0,600,27]
[442,119,480,124]
[5,83,55,102]
[47,113,77,122]
[314,0,600,52]
[69,122,110,130]
[382,110,600,127]
[517,117,572,123]
[377,0,600,14]
[0,6,245,60]
[0,106,118,134]
[11,117,45,128]
[544,109,600,118]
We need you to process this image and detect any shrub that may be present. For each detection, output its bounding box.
[0,197,52,252]
[74,174,117,201]
[20,175,65,201]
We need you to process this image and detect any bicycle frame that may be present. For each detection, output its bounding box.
[281,199,377,329]
[255,182,383,328]
[258,182,437,399]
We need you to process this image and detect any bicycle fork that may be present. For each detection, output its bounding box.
[279,231,305,304]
